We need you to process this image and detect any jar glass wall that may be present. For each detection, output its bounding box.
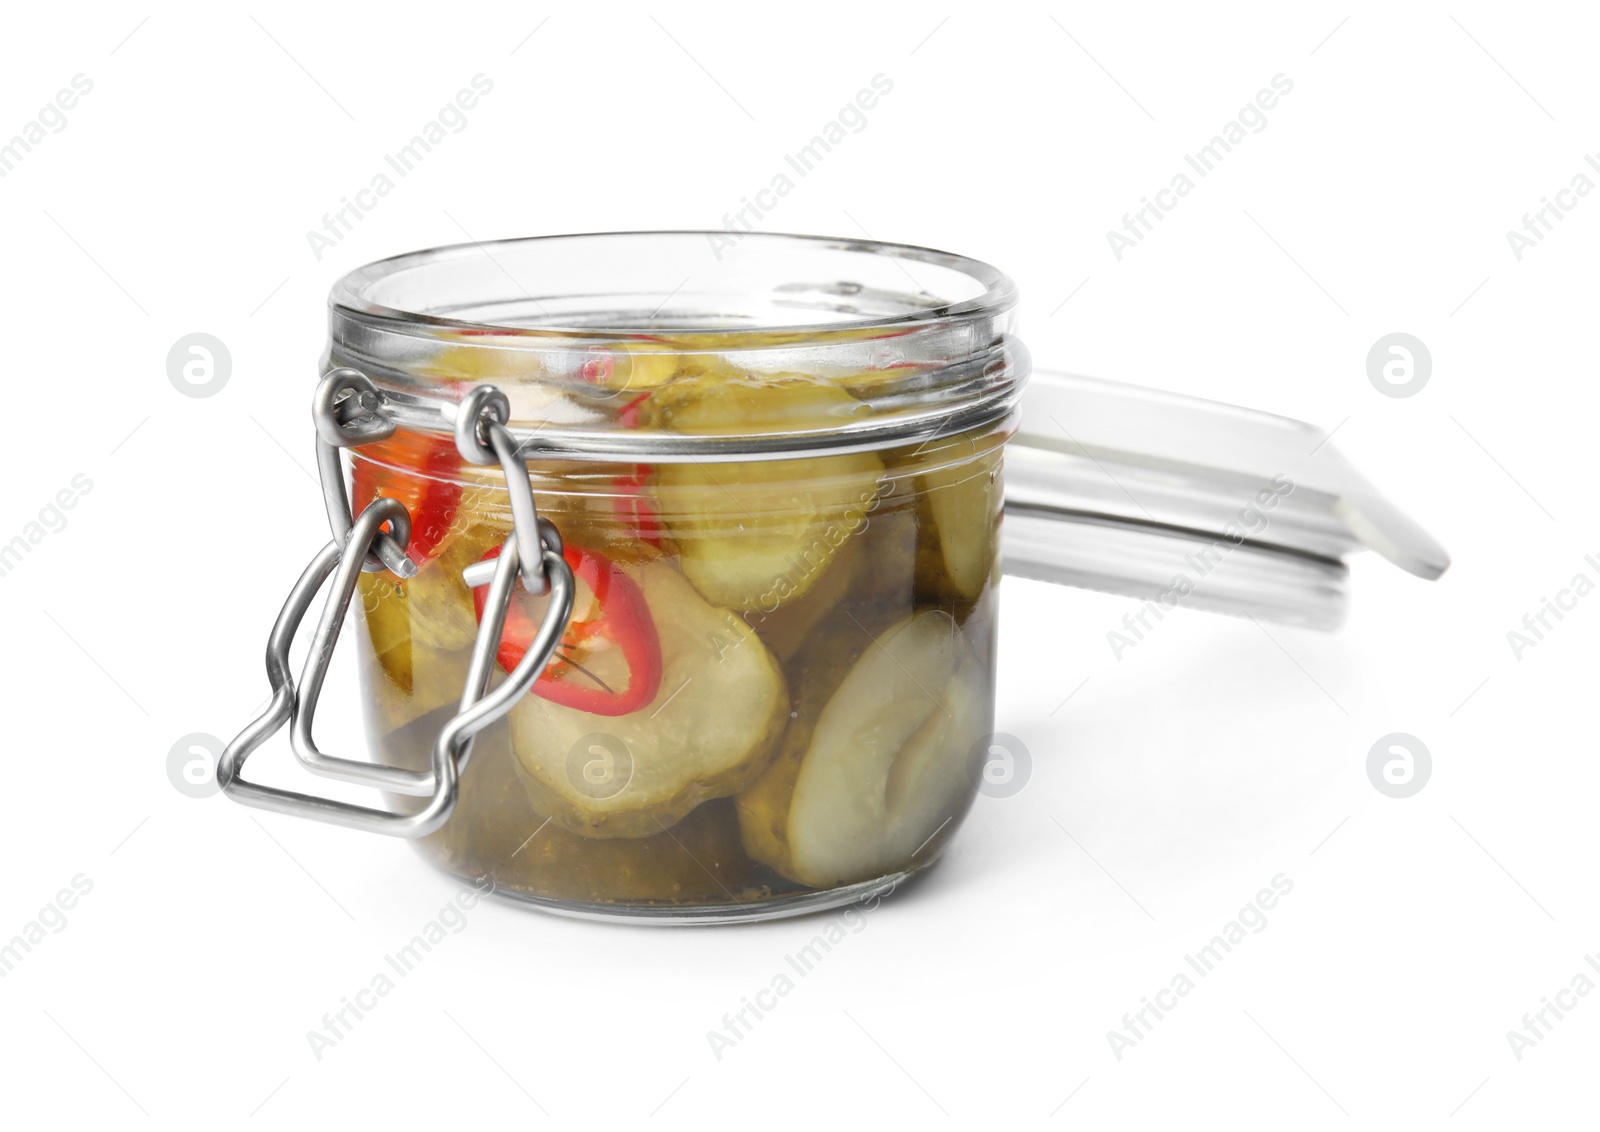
[327,233,1026,921]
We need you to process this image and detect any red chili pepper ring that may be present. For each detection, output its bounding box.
[471,543,664,717]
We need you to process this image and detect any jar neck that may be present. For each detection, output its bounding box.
[326,232,1027,462]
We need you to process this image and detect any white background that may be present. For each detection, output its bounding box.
[1,1,1595,1127]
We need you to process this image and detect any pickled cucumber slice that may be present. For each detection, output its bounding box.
[744,534,863,665]
[862,485,918,608]
[357,572,411,691]
[735,601,890,873]
[408,532,488,656]
[507,562,787,839]
[734,506,925,871]
[919,457,1001,600]
[355,484,513,718]
[741,610,983,888]
[646,378,884,611]
[356,568,478,721]
[391,705,778,905]
[585,342,682,393]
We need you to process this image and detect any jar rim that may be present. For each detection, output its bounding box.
[325,231,1028,462]
[330,230,1018,340]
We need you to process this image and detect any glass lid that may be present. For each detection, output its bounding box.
[1002,370,1450,630]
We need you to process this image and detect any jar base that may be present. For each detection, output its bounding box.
[419,854,938,926]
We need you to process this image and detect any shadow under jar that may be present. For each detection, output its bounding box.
[329,232,1027,922]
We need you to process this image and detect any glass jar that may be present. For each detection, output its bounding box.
[219,231,1449,924]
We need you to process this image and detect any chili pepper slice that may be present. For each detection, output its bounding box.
[351,430,463,565]
[615,390,651,430]
[611,466,663,548]
[471,543,663,717]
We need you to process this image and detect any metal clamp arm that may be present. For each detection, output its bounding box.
[216,376,574,838]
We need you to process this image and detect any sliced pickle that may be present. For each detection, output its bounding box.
[420,338,684,411]
[435,726,772,904]
[356,571,477,722]
[922,459,1000,600]
[745,534,864,665]
[645,378,885,611]
[863,484,919,607]
[735,600,895,875]
[507,562,787,839]
[585,342,683,394]
[410,484,511,658]
[357,572,412,693]
[368,702,777,905]
[743,610,982,888]
[355,486,511,719]
[408,537,488,656]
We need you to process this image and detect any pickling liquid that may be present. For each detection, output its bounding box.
[354,385,1004,917]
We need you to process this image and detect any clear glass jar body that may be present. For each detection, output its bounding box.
[328,233,1025,921]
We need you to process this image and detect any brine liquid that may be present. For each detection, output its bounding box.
[355,430,1003,913]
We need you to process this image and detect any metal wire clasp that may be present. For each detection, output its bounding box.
[313,368,415,577]
[217,373,573,838]
[453,384,550,595]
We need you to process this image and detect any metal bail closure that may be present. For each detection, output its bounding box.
[217,376,575,838]
[455,384,549,596]
[217,509,573,837]
[314,368,415,578]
